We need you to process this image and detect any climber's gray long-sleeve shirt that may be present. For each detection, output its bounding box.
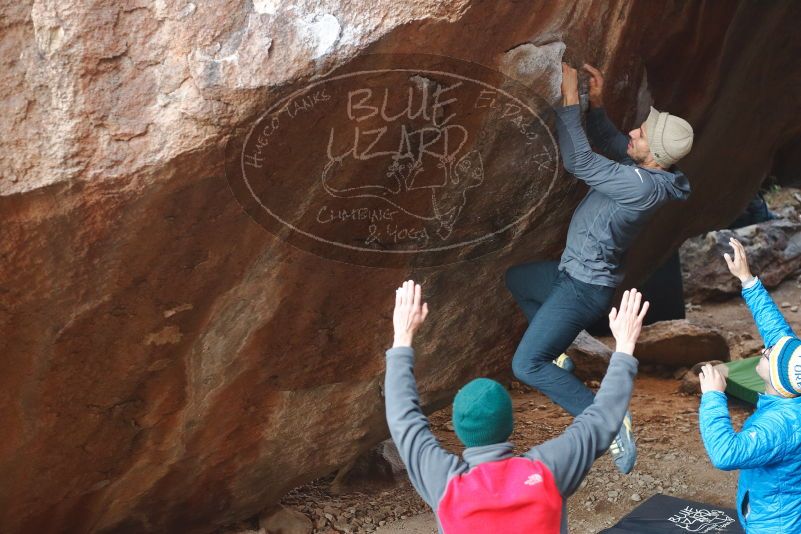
[555,105,691,287]
[384,346,638,533]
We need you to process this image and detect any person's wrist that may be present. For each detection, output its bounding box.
[739,273,755,283]
[393,333,413,347]
[615,342,635,355]
[563,94,579,106]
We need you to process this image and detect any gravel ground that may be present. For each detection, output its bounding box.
[272,374,749,534]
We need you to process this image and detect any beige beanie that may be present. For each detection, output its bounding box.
[643,106,694,167]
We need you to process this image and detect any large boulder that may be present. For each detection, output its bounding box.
[2,1,801,532]
[633,320,730,368]
[565,330,614,381]
[681,211,801,301]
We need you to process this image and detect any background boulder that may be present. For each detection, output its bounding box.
[633,320,730,368]
[682,208,801,301]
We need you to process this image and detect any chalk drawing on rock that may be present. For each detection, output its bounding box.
[227,54,560,267]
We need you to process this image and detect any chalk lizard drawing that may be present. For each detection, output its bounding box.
[321,147,484,240]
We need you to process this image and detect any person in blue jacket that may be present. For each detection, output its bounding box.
[699,237,801,533]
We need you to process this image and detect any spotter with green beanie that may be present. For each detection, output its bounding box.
[699,237,801,533]
[385,280,648,534]
[452,378,513,447]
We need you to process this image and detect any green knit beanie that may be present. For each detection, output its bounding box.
[452,378,514,448]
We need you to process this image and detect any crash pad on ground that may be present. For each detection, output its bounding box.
[724,356,764,405]
[598,494,744,533]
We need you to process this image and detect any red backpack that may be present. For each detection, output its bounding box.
[437,457,563,534]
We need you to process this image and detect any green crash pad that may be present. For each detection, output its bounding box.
[724,356,764,405]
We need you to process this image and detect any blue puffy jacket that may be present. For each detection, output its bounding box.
[699,278,801,533]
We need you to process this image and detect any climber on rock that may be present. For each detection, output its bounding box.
[505,62,694,474]
[385,280,648,533]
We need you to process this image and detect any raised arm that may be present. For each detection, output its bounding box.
[586,108,630,162]
[556,64,654,208]
[384,281,461,508]
[698,370,788,470]
[583,63,630,161]
[525,289,647,496]
[724,238,796,347]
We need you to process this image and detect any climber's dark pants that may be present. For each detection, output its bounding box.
[505,261,615,416]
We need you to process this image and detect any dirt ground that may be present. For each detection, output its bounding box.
[275,270,801,534]
[280,375,748,534]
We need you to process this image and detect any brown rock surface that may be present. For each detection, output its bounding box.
[678,360,727,396]
[259,505,313,534]
[2,1,801,533]
[565,330,614,382]
[634,320,730,368]
[329,440,406,494]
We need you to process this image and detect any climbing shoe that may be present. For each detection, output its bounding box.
[552,353,575,373]
[609,411,637,474]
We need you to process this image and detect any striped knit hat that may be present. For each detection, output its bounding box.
[769,336,801,398]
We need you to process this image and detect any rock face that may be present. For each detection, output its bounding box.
[2,1,801,532]
[677,361,727,396]
[566,330,614,382]
[259,505,313,534]
[634,320,730,368]
[681,212,801,301]
[329,440,406,494]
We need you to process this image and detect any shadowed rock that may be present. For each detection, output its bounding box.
[678,360,727,396]
[682,212,801,302]
[566,330,614,381]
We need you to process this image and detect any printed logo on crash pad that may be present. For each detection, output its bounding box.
[668,505,736,532]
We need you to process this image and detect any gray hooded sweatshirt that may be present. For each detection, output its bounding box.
[385,347,638,533]
[555,105,691,287]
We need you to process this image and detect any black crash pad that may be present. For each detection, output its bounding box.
[598,494,744,534]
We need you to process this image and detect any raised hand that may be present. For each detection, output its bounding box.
[392,280,429,348]
[561,62,579,106]
[723,237,754,283]
[582,63,605,108]
[699,363,727,393]
[608,289,650,356]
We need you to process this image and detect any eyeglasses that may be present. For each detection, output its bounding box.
[761,347,772,359]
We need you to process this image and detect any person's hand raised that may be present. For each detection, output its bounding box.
[392,280,429,348]
[723,237,754,283]
[699,363,727,393]
[609,289,650,356]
